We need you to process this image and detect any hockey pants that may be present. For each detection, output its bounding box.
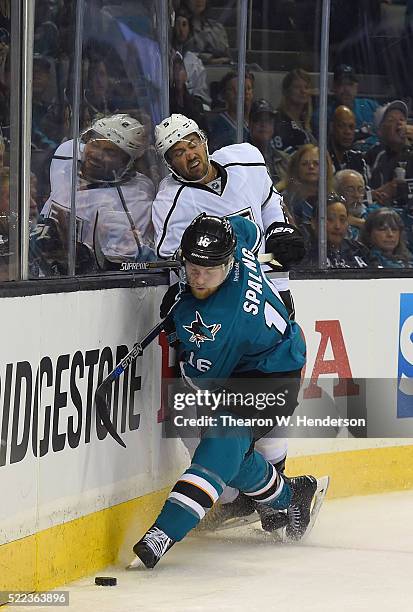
[156,412,292,542]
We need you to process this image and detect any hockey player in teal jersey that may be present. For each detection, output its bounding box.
[174,216,305,379]
[133,213,317,569]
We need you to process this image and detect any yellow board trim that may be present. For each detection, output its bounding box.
[0,487,170,596]
[286,444,413,498]
[1,444,413,597]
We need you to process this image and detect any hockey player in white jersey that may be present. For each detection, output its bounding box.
[152,113,306,530]
[40,114,155,268]
[152,113,305,312]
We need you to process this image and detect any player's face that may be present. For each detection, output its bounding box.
[371,224,400,254]
[82,139,130,182]
[326,202,348,246]
[340,173,365,209]
[167,133,210,182]
[185,261,227,299]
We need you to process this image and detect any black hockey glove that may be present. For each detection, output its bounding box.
[265,221,306,269]
[160,282,188,319]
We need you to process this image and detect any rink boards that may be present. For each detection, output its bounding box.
[0,279,413,593]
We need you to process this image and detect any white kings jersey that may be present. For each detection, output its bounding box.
[41,139,155,252]
[152,142,289,290]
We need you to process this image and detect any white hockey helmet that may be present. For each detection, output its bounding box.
[82,114,146,160]
[154,113,206,159]
[154,114,209,181]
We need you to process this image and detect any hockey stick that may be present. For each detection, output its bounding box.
[94,319,167,448]
[126,253,282,271]
[116,184,143,256]
[257,253,282,269]
[95,252,281,446]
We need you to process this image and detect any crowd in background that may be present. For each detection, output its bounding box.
[0,0,413,279]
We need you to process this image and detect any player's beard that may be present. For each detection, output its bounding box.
[81,160,121,182]
[190,286,219,299]
[183,157,209,182]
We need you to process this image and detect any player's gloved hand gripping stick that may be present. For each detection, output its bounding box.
[94,252,281,447]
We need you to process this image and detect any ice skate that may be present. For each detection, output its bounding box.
[198,493,257,531]
[285,475,318,541]
[132,525,175,569]
[256,504,289,532]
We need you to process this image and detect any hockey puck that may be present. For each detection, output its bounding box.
[95,576,117,586]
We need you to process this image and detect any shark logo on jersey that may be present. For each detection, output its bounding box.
[183,311,222,347]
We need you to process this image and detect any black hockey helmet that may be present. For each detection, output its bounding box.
[180,213,237,267]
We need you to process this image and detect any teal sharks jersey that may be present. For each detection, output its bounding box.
[172,216,306,383]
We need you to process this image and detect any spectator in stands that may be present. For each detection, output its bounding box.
[0,129,4,166]
[0,165,11,280]
[324,64,379,151]
[29,172,40,226]
[208,71,254,152]
[41,92,72,148]
[169,51,206,130]
[182,0,231,65]
[82,58,116,126]
[171,6,211,110]
[0,167,38,280]
[328,105,369,186]
[302,193,370,268]
[33,0,61,57]
[249,98,290,185]
[365,100,413,205]
[0,25,9,128]
[334,169,379,241]
[32,55,60,150]
[277,143,333,226]
[272,69,316,156]
[35,114,155,276]
[360,208,413,268]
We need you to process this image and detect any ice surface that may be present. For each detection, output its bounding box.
[34,491,413,611]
